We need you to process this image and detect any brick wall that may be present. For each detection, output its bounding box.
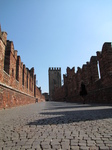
[53,42,112,104]
[0,25,45,109]
[0,25,7,83]
[0,83,36,109]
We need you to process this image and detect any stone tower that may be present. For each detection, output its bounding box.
[49,67,61,100]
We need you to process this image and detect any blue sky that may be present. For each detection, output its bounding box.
[0,0,112,93]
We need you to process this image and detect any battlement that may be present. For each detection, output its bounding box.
[0,25,7,45]
[0,24,44,98]
[49,67,61,99]
[49,67,61,71]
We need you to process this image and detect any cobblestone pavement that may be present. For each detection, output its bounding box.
[0,102,112,150]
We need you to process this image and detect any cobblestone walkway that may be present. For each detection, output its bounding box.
[0,102,112,150]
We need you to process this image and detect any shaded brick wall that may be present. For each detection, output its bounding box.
[53,42,112,103]
[0,25,45,109]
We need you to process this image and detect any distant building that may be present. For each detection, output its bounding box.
[48,67,61,100]
[42,93,49,101]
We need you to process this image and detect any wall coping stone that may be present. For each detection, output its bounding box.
[0,82,35,99]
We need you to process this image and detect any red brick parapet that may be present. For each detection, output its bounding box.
[0,25,45,109]
[0,82,36,109]
[53,42,112,104]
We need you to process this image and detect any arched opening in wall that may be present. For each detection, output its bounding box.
[97,61,101,79]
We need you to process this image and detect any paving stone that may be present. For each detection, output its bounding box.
[0,102,112,150]
[99,146,109,150]
[105,143,112,147]
[41,143,51,149]
[95,140,104,144]
[71,146,80,150]
[79,146,89,150]
[2,147,12,150]
[89,146,99,150]
[51,144,61,149]
[61,144,70,150]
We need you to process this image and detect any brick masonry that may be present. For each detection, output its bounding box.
[0,25,45,109]
[53,42,112,103]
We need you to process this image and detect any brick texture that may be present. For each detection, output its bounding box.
[53,42,112,103]
[0,25,45,109]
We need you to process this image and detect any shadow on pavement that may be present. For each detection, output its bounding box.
[27,103,112,126]
[43,104,112,111]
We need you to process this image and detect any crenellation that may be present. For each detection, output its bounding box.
[82,64,88,85]
[0,29,6,83]
[53,42,112,103]
[49,67,61,99]
[22,64,25,86]
[56,67,61,70]
[90,56,97,61]
[14,50,18,60]
[1,32,7,45]
[49,67,61,71]
[102,42,111,53]
[21,62,23,68]
[34,74,36,97]
[77,67,81,71]
[30,67,34,78]
[96,51,101,59]
[17,56,21,64]
[6,40,14,54]
[90,56,99,83]
[16,56,21,82]
[0,25,45,109]
[26,68,30,90]
[4,46,10,74]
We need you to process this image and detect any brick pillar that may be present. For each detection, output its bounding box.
[0,28,7,83]
[21,62,23,91]
[4,40,11,75]
[23,65,27,92]
[27,69,30,94]
[24,67,27,90]
[16,57,23,91]
[5,41,17,85]
[86,61,92,90]
[63,74,68,98]
[23,65,25,86]
[90,56,99,83]
[76,67,82,92]
[97,42,112,86]
[30,67,34,95]
[82,64,89,85]
[34,75,36,97]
